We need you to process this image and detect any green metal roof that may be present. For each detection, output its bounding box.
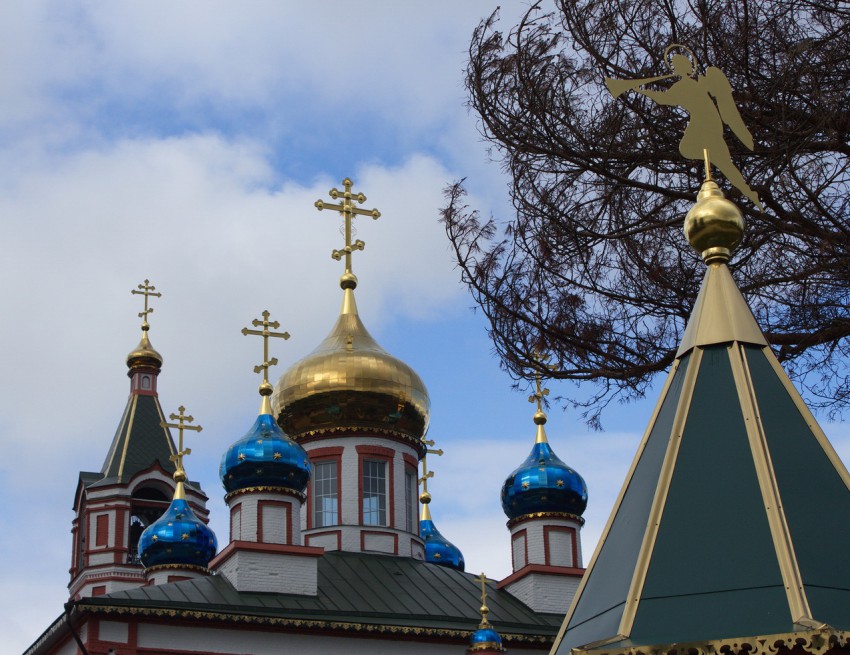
[79,551,561,643]
[552,260,850,655]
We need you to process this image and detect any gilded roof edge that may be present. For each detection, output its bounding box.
[73,603,555,644]
[572,625,849,655]
[676,262,767,358]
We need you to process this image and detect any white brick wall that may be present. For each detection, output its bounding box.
[301,435,424,556]
[509,516,583,569]
[218,550,318,595]
[226,492,301,545]
[504,571,582,614]
[98,620,128,643]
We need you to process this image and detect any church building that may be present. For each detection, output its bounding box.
[26,179,589,655]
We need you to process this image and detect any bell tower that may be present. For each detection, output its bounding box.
[68,280,210,599]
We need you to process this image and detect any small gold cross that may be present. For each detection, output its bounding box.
[162,405,202,474]
[477,572,492,627]
[242,310,290,388]
[315,178,381,281]
[131,279,162,330]
[527,348,552,413]
[418,437,444,495]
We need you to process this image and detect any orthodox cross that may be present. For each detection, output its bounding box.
[315,178,381,277]
[528,349,551,413]
[477,572,492,627]
[419,437,444,495]
[162,406,203,473]
[241,310,290,388]
[131,279,161,329]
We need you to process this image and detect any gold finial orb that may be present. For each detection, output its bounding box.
[259,381,273,396]
[684,179,745,264]
[174,468,187,483]
[340,272,358,290]
[533,409,548,425]
[420,490,432,504]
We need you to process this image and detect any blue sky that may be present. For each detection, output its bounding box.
[3,3,849,652]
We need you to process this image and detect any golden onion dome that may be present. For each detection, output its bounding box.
[126,328,163,370]
[272,287,430,442]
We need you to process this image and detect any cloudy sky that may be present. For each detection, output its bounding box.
[3,3,849,652]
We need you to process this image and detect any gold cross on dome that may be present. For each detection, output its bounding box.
[241,310,290,387]
[527,349,551,413]
[131,279,162,329]
[418,437,444,495]
[315,178,381,277]
[162,405,202,473]
[477,572,492,627]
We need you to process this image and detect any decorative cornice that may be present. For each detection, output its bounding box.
[293,426,427,456]
[145,563,209,574]
[74,603,554,645]
[224,486,306,504]
[573,626,849,655]
[506,511,585,529]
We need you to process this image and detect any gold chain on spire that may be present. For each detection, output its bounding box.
[242,310,290,414]
[477,572,492,628]
[315,177,381,289]
[161,406,202,499]
[131,279,161,331]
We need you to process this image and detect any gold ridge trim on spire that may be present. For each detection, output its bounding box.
[315,177,381,290]
[242,310,290,415]
[418,437,444,521]
[161,405,202,500]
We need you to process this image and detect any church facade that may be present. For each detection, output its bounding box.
[26,180,588,655]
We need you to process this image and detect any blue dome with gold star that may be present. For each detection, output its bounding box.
[420,510,465,571]
[138,497,217,569]
[501,411,587,520]
[468,625,504,652]
[220,413,311,495]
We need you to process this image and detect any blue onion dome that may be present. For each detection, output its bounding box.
[501,407,587,520]
[468,626,505,653]
[139,478,217,570]
[220,411,310,496]
[420,492,465,571]
[273,285,430,445]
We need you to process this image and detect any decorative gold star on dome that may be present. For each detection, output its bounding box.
[522,481,530,489]
[238,453,246,461]
[556,479,565,487]
[152,535,158,541]
[434,553,442,559]
[273,452,282,460]
[181,533,189,540]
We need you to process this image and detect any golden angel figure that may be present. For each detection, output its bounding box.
[606,46,762,210]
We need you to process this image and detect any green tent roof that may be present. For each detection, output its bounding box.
[552,259,850,655]
[98,393,177,483]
